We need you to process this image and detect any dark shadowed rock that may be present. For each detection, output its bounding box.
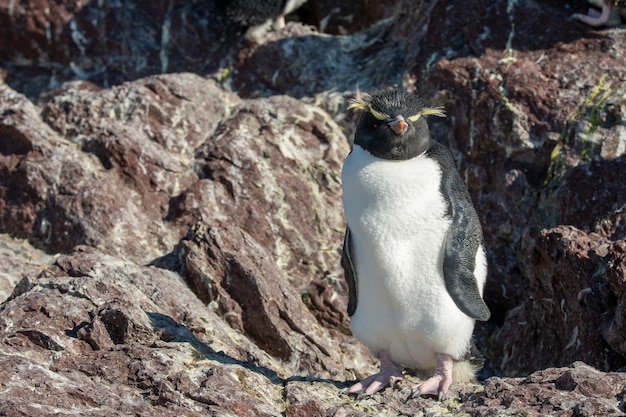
[495,150,626,376]
[605,240,626,357]
[496,226,623,375]
[0,0,235,99]
[230,19,404,98]
[299,0,399,35]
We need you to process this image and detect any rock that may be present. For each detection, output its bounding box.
[0,57,375,414]
[468,363,626,417]
[168,93,347,289]
[299,0,399,35]
[0,246,294,416]
[0,234,56,302]
[230,20,404,99]
[495,148,626,375]
[171,220,350,376]
[603,240,626,357]
[2,258,625,417]
[1,74,232,262]
[496,226,624,375]
[0,0,236,99]
[1,0,626,415]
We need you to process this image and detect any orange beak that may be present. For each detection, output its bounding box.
[389,116,408,135]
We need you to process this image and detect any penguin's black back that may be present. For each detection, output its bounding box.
[426,142,491,321]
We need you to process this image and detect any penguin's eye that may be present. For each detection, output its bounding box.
[371,122,379,129]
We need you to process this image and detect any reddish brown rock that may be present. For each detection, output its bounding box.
[0,74,233,262]
[1,0,626,415]
[496,226,623,375]
[494,154,626,375]
[0,235,54,301]
[0,246,299,416]
[230,20,405,99]
[467,363,626,417]
[602,241,626,357]
[172,219,348,375]
[167,93,347,287]
[0,0,234,98]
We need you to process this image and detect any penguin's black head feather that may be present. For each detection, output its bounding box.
[349,90,445,160]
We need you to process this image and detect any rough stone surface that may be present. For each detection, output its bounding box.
[1,0,626,415]
[0,0,234,98]
[497,226,623,375]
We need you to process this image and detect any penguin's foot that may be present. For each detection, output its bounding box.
[410,353,453,401]
[572,4,615,26]
[348,350,403,395]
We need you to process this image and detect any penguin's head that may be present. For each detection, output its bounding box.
[348,90,445,160]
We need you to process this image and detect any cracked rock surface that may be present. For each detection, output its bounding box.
[1,0,626,415]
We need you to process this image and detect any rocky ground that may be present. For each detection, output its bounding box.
[1,0,626,415]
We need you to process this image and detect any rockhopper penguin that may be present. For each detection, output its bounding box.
[341,90,491,400]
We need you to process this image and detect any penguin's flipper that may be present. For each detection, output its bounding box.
[341,228,358,316]
[427,144,491,321]
[442,213,491,321]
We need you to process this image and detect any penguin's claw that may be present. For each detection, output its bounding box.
[409,375,449,400]
[408,353,453,401]
[347,368,403,395]
[275,15,286,29]
[348,375,385,395]
[389,375,404,387]
[438,390,448,402]
[348,351,403,396]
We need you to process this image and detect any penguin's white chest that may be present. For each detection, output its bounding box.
[342,146,449,243]
[341,145,473,368]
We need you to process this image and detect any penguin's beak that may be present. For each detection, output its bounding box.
[388,115,408,135]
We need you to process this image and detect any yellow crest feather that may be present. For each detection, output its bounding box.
[407,106,447,122]
[348,96,390,121]
[347,97,370,112]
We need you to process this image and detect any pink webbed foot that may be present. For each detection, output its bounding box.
[348,350,404,395]
[572,4,613,26]
[410,353,454,401]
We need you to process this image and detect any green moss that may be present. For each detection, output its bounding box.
[217,67,231,84]
[578,74,618,162]
[547,74,625,182]
[190,347,206,362]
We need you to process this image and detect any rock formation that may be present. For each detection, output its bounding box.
[1,0,626,415]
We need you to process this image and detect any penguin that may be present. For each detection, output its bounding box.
[225,0,307,41]
[341,90,491,400]
[572,0,626,26]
